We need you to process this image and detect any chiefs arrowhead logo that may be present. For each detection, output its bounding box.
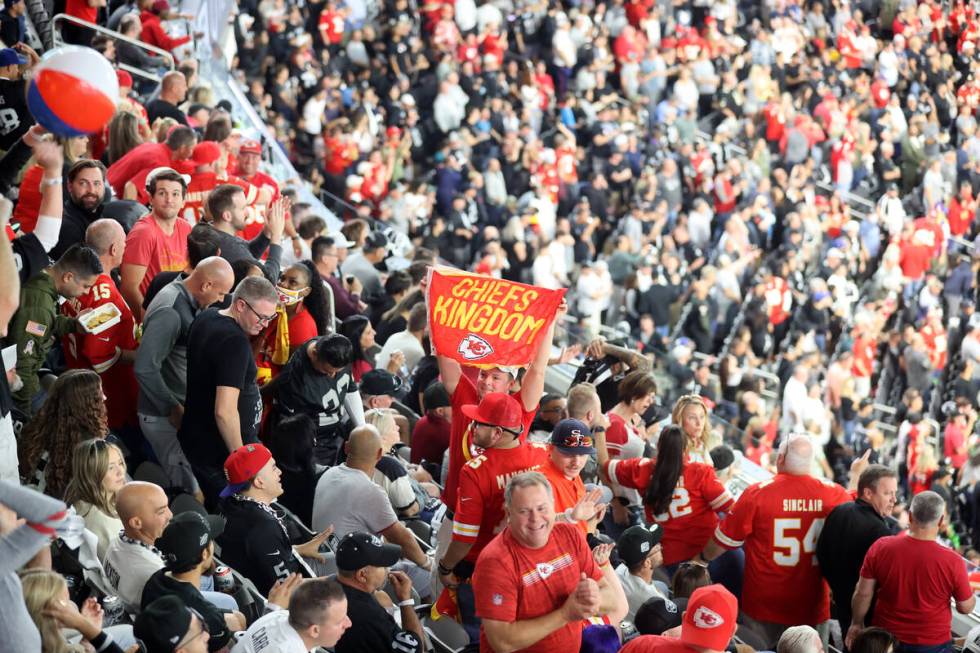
[458,333,494,360]
[536,562,555,579]
[692,606,724,629]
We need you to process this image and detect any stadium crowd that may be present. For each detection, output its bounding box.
[4,0,980,650]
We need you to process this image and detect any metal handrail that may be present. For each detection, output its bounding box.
[51,13,174,84]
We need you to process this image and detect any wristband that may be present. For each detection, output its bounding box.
[564,507,580,524]
[437,561,453,575]
[398,599,415,607]
[40,176,63,188]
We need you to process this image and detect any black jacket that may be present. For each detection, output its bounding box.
[51,193,108,260]
[816,498,899,626]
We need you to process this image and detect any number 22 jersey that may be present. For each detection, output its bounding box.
[713,473,851,625]
[607,457,734,566]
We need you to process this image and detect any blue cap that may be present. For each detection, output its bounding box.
[550,418,596,454]
[0,48,27,67]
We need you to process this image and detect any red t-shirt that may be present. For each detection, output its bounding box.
[318,9,345,44]
[123,215,192,296]
[61,274,139,429]
[948,195,977,236]
[453,441,549,562]
[106,142,173,198]
[622,636,699,653]
[861,535,972,645]
[944,422,968,469]
[443,373,536,510]
[713,473,851,625]
[898,239,932,280]
[473,523,601,653]
[608,457,733,565]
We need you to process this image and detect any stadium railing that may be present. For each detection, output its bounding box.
[51,13,175,84]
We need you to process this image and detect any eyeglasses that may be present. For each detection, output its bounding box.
[241,298,277,324]
[474,421,521,436]
[557,432,593,449]
[177,609,209,648]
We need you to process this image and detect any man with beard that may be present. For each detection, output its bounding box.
[121,168,192,322]
[50,160,108,260]
[206,183,286,283]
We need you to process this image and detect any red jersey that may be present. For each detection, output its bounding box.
[61,274,139,429]
[861,535,972,645]
[473,523,601,653]
[608,458,733,565]
[235,170,281,241]
[318,9,345,44]
[851,336,876,378]
[182,172,260,224]
[123,215,192,296]
[106,142,174,198]
[12,166,44,233]
[898,238,932,280]
[443,373,537,510]
[452,441,549,562]
[765,277,792,325]
[713,473,850,625]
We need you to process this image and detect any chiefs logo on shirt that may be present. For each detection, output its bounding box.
[458,333,494,360]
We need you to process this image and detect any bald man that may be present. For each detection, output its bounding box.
[59,219,140,430]
[136,256,234,497]
[104,482,174,612]
[146,70,189,126]
[312,425,433,596]
[699,434,852,648]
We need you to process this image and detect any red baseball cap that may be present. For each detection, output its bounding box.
[680,585,738,650]
[461,392,522,432]
[115,69,133,89]
[240,139,261,155]
[152,0,169,12]
[191,141,222,165]
[386,126,402,139]
[221,443,272,498]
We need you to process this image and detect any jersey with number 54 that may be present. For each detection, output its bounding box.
[713,473,851,625]
[607,457,734,566]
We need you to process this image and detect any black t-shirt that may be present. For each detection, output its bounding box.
[335,583,421,653]
[12,233,50,284]
[140,569,231,651]
[0,78,33,151]
[178,308,261,469]
[145,98,189,126]
[275,340,355,434]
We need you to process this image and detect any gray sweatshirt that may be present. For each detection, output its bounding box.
[0,481,68,652]
[136,279,200,417]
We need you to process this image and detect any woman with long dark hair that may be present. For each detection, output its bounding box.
[596,425,740,592]
[19,370,109,499]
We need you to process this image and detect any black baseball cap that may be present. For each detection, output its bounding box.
[336,532,402,571]
[710,445,735,474]
[134,595,198,652]
[550,418,596,454]
[635,596,687,635]
[155,512,225,571]
[617,524,663,567]
[360,369,403,396]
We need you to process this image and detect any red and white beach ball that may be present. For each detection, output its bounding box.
[27,46,119,137]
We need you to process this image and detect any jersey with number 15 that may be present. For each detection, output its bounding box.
[713,473,851,626]
[606,457,734,566]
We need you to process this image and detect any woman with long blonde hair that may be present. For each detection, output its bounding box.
[671,394,716,464]
[19,568,125,653]
[64,439,126,559]
[19,369,109,498]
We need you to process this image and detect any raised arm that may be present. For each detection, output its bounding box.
[520,299,567,411]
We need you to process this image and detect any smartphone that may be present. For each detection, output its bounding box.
[346,275,355,285]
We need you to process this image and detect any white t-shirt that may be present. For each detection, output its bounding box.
[103,535,165,614]
[232,609,308,653]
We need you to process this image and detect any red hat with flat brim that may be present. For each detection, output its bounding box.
[461,392,522,433]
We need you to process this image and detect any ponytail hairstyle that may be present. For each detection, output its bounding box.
[644,424,686,516]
